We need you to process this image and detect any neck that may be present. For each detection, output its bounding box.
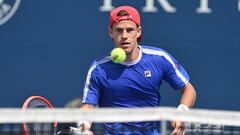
[126,45,140,62]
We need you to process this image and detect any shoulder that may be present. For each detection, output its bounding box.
[140,45,178,66]
[140,45,171,58]
[89,56,112,71]
[92,56,112,65]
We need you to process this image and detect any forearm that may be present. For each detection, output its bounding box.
[78,104,94,130]
[179,82,196,108]
[171,82,196,134]
[81,103,94,110]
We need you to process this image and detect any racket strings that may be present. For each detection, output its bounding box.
[27,99,49,108]
[25,99,54,135]
[26,123,55,135]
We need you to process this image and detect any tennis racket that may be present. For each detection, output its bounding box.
[22,96,88,135]
[22,96,57,135]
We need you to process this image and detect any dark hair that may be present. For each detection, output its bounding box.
[116,10,139,27]
[117,10,130,16]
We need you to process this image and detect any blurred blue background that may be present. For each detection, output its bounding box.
[0,0,239,110]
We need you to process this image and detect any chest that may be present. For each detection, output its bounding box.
[99,61,163,95]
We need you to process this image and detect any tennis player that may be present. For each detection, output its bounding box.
[78,5,196,135]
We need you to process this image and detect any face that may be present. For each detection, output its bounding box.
[109,20,142,56]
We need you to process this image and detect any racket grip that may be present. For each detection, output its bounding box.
[69,126,90,135]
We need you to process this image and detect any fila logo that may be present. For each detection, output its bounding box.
[144,70,151,78]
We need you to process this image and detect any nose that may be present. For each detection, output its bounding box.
[121,29,128,39]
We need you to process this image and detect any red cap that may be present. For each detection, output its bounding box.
[109,6,141,41]
[109,6,140,27]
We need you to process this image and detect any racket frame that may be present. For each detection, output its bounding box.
[21,96,57,135]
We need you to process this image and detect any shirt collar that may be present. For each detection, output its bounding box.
[121,45,142,66]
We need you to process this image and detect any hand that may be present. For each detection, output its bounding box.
[170,120,185,135]
[80,130,94,135]
[78,123,94,135]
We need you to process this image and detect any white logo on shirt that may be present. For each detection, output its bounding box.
[144,70,151,77]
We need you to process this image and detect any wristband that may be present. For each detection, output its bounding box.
[177,104,189,112]
[77,120,91,130]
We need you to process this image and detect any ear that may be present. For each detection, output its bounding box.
[137,26,142,39]
[108,27,113,38]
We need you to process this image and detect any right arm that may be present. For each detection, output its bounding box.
[79,61,100,134]
[77,104,95,134]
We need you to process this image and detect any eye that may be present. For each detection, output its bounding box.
[115,28,123,33]
[126,28,135,33]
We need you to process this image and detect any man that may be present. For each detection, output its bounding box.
[78,5,196,135]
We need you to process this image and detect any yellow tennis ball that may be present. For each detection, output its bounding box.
[111,48,126,63]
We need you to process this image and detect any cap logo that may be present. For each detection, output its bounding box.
[115,15,133,22]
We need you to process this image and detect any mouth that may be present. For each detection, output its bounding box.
[120,42,130,47]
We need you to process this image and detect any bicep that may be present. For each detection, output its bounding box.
[162,57,189,90]
[82,68,101,106]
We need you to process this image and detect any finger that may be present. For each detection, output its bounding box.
[171,126,185,135]
[174,128,183,135]
[177,129,184,135]
[89,131,94,135]
[182,130,186,135]
[170,128,178,135]
[171,121,176,128]
[178,126,185,134]
[79,124,90,131]
[177,127,186,135]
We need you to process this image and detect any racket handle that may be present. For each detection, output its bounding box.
[70,126,90,134]
[57,126,90,135]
